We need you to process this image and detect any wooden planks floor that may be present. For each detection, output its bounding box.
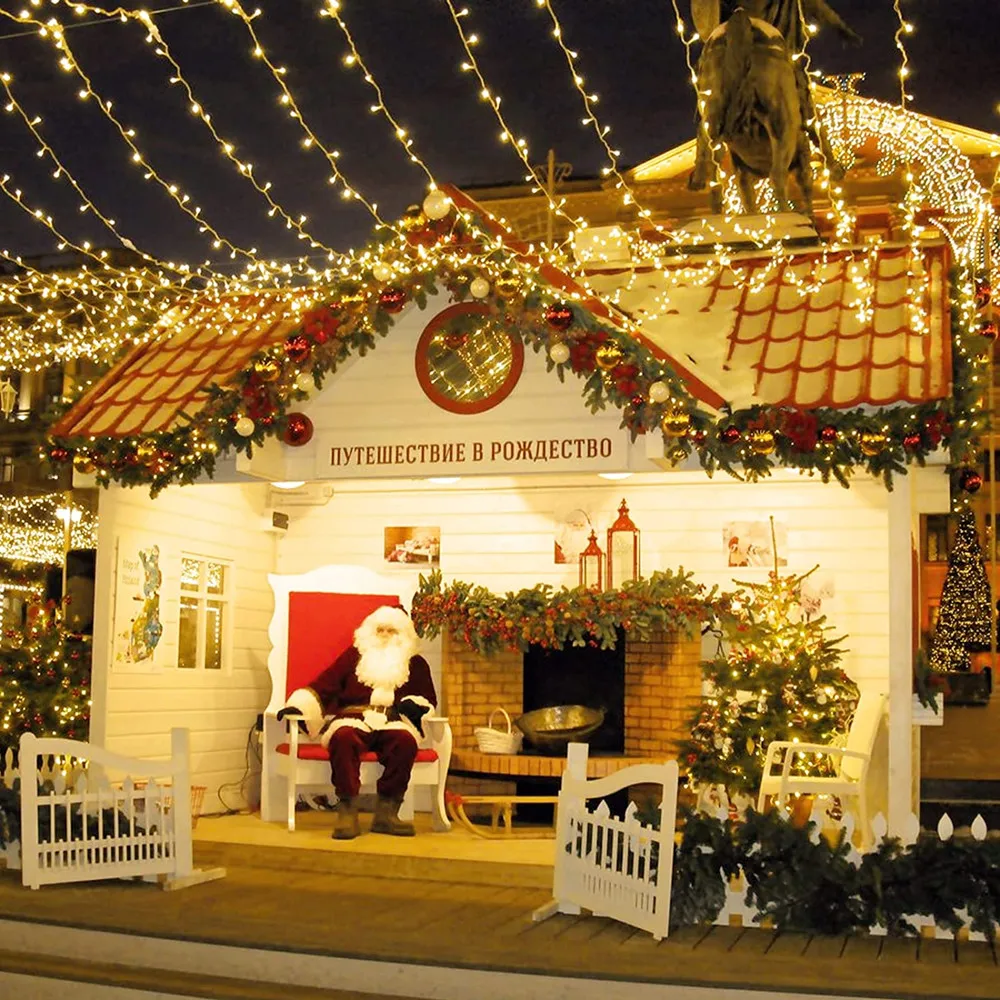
[0,841,996,999]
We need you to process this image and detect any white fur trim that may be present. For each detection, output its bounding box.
[383,719,421,741]
[363,709,389,731]
[283,688,325,739]
[319,716,369,749]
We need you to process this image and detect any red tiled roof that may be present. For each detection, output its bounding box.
[583,243,951,410]
[51,291,318,438]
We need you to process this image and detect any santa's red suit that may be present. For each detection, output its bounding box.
[278,606,436,835]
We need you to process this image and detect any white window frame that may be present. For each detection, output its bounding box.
[177,553,233,672]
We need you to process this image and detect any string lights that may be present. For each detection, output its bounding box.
[0,493,97,564]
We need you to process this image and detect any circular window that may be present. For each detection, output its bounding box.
[415,303,524,415]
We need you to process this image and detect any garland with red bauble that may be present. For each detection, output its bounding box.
[43,199,983,498]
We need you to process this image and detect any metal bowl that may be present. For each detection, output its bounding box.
[514,705,606,755]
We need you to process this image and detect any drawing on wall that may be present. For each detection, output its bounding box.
[799,572,835,620]
[384,526,441,566]
[722,520,788,568]
[113,536,164,667]
[554,508,592,564]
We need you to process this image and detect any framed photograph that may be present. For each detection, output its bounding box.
[722,520,788,568]
[384,526,441,566]
[554,508,592,565]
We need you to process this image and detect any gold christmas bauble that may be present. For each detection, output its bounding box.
[136,441,158,462]
[253,357,280,383]
[749,429,776,455]
[594,343,624,371]
[73,454,96,475]
[859,431,887,457]
[400,209,428,232]
[667,445,689,465]
[338,288,368,317]
[494,271,522,299]
[660,409,691,439]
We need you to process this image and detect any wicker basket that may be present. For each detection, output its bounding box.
[474,708,523,755]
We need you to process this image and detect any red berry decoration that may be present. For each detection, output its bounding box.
[282,412,314,447]
[544,302,574,332]
[48,446,71,463]
[902,432,922,451]
[975,280,992,308]
[693,430,707,445]
[284,333,312,365]
[720,426,741,445]
[379,287,407,314]
[960,469,983,494]
[819,425,838,444]
[979,318,998,341]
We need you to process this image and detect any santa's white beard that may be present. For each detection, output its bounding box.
[355,640,412,706]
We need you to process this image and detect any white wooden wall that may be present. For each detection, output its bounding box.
[91,483,276,815]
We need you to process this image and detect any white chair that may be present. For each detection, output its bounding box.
[756,690,886,848]
[260,565,452,833]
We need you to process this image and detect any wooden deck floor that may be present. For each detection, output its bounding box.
[0,836,997,1000]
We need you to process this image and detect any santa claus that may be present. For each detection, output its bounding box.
[276,605,436,839]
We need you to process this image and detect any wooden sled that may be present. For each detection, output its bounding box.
[446,792,559,839]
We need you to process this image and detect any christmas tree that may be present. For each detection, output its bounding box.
[678,569,859,799]
[929,511,993,673]
[0,603,91,755]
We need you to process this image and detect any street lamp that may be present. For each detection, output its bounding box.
[0,379,16,420]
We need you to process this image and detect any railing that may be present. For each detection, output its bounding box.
[14,729,199,890]
[534,743,679,940]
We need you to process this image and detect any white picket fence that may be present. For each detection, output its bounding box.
[710,799,995,942]
[534,743,679,940]
[6,729,223,891]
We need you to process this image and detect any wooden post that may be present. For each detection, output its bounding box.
[986,231,997,683]
[19,733,39,890]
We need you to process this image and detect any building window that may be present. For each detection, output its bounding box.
[924,515,950,563]
[178,555,231,670]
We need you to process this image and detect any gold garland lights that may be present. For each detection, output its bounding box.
[0,493,97,564]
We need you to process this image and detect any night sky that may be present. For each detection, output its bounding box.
[0,0,996,268]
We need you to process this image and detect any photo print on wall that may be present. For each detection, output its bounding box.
[722,520,788,568]
[384,526,441,566]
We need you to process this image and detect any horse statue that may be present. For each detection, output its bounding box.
[688,8,813,215]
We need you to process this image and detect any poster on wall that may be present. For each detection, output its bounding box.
[112,535,164,668]
[384,526,441,566]
[799,572,835,620]
[722,520,788,568]
[554,508,593,565]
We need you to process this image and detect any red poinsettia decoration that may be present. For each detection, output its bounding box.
[612,363,640,397]
[781,409,818,453]
[923,410,952,448]
[302,306,340,345]
[568,331,608,372]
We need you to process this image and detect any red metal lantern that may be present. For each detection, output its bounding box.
[606,499,640,589]
[579,530,604,591]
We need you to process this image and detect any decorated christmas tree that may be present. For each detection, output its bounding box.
[678,567,859,799]
[0,603,91,755]
[929,511,992,673]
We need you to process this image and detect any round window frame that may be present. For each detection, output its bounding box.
[414,302,524,415]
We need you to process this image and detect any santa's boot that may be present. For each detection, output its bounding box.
[371,795,415,836]
[331,797,360,840]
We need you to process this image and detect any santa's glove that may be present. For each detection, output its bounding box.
[276,706,309,734]
[396,700,432,738]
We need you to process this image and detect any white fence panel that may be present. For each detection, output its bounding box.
[536,743,679,940]
[16,728,218,891]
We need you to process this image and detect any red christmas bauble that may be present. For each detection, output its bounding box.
[720,426,741,445]
[48,446,71,463]
[902,432,921,450]
[284,333,312,365]
[979,318,998,341]
[630,393,645,408]
[975,280,992,308]
[544,303,574,332]
[282,412,314,447]
[693,429,707,445]
[819,425,838,444]
[379,287,408,313]
[960,468,983,493]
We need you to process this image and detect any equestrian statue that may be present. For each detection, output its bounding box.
[687,0,860,216]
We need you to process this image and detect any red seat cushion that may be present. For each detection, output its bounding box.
[276,743,438,763]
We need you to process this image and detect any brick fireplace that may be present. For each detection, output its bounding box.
[440,629,702,783]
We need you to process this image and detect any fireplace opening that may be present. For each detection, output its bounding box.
[521,627,626,754]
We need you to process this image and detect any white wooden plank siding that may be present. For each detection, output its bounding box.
[92,483,275,816]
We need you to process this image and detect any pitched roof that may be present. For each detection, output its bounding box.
[583,242,951,410]
[51,290,318,438]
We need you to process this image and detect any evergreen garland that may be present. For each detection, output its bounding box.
[411,568,730,654]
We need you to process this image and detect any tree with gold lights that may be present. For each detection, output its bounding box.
[678,568,858,799]
[0,603,90,755]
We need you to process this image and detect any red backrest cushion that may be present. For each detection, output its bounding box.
[286,592,400,697]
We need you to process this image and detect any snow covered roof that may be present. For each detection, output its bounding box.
[583,243,951,411]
